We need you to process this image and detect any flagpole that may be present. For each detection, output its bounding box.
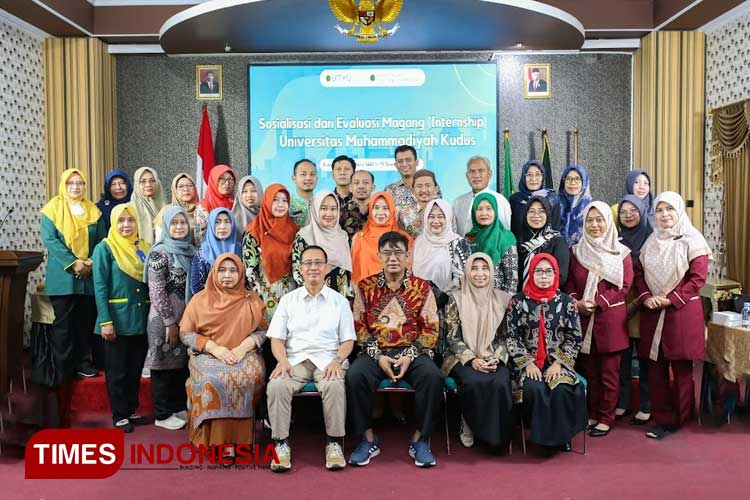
[541,128,553,189]
[573,128,579,165]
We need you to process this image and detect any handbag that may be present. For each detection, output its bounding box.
[30,323,57,387]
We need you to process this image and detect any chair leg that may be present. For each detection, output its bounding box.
[583,425,587,455]
[520,413,527,456]
[443,390,451,456]
[693,360,704,425]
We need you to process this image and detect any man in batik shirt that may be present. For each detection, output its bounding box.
[346,231,443,468]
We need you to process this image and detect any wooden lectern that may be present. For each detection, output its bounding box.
[0,250,43,393]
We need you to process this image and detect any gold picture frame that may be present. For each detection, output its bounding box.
[196,65,223,100]
[524,64,551,99]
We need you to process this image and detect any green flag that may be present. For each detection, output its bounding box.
[502,130,514,196]
[541,131,553,189]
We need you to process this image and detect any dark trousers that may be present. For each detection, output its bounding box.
[617,339,651,413]
[581,342,624,426]
[104,334,147,423]
[649,356,694,427]
[49,294,96,383]
[151,367,188,421]
[346,354,444,438]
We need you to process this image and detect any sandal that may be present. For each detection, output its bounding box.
[645,425,674,440]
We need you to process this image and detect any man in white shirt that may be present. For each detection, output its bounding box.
[452,155,511,235]
[266,245,355,472]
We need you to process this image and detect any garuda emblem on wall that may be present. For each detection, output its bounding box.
[328,0,403,43]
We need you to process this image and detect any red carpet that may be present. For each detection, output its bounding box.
[71,373,153,416]
[4,402,750,499]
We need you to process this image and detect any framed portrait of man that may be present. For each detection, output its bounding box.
[524,64,551,99]
[196,65,222,100]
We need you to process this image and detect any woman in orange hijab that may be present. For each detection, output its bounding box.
[180,253,266,457]
[351,192,412,284]
[242,183,299,320]
[194,165,237,246]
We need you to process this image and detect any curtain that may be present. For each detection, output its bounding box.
[710,100,750,291]
[43,38,117,202]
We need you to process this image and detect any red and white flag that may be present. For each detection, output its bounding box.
[196,105,215,198]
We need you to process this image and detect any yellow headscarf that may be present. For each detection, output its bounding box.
[103,204,151,282]
[40,168,101,259]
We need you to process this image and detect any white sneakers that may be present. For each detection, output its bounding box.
[155,414,186,430]
[325,442,346,471]
[460,415,475,448]
[271,442,292,472]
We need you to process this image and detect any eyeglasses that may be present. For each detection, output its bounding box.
[525,173,543,179]
[139,179,155,185]
[66,181,84,187]
[618,209,639,217]
[565,176,582,184]
[380,249,406,258]
[218,176,235,185]
[527,209,546,216]
[110,181,127,188]
[300,260,326,268]
[533,269,555,277]
[176,183,194,190]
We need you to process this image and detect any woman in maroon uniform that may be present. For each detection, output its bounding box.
[635,192,711,440]
[566,201,633,437]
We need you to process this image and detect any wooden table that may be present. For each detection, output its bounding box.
[700,278,742,314]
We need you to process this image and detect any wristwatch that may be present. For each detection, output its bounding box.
[333,355,345,365]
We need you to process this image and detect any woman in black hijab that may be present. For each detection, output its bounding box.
[615,194,653,425]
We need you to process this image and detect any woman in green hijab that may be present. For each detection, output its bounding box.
[450,192,518,293]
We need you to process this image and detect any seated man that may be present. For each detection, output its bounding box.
[266,245,355,472]
[346,231,443,468]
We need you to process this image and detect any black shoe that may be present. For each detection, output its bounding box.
[129,413,148,425]
[590,427,610,437]
[76,364,98,378]
[115,418,134,433]
[630,415,650,426]
[560,442,572,452]
[645,425,674,440]
[586,422,597,431]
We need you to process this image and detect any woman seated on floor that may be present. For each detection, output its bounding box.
[179,253,267,460]
[506,253,588,452]
[442,252,514,450]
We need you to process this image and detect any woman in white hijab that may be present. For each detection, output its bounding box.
[565,201,633,438]
[291,190,353,300]
[413,199,463,294]
[635,192,711,440]
[131,167,166,246]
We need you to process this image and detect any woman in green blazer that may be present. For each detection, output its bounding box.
[92,203,150,433]
[40,169,105,426]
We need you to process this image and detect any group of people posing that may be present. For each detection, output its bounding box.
[40,144,711,471]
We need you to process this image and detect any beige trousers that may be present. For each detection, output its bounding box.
[266,359,348,440]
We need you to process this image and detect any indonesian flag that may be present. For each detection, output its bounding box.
[196,105,215,198]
